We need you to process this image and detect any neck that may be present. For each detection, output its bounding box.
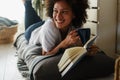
[60,27,69,40]
[60,24,72,33]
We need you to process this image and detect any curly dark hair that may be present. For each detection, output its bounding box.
[45,0,89,27]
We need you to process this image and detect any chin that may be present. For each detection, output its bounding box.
[56,25,63,29]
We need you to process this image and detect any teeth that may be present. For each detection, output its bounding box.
[55,19,64,22]
[58,21,63,23]
[58,20,64,23]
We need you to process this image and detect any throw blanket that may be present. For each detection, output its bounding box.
[14,33,58,79]
[0,16,18,31]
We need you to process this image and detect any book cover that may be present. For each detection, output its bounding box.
[58,29,97,76]
[77,28,91,45]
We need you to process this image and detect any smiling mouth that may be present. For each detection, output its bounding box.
[56,20,65,24]
[57,22,63,24]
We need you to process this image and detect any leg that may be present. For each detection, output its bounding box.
[25,21,45,41]
[24,0,42,30]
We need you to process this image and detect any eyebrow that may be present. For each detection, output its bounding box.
[53,8,71,11]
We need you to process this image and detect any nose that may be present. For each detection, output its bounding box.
[56,12,63,21]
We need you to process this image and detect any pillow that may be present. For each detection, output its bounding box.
[32,51,115,80]
[63,51,115,80]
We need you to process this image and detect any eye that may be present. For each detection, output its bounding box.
[61,10,69,14]
[53,9,58,14]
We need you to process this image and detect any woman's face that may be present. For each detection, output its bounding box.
[53,1,75,30]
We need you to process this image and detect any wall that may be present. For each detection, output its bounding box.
[117,0,120,54]
[83,0,98,35]
[84,0,118,58]
[96,0,117,57]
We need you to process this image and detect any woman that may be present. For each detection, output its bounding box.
[29,0,98,55]
[17,0,114,79]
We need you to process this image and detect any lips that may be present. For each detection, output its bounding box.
[57,21,63,24]
[56,20,65,24]
[54,19,65,28]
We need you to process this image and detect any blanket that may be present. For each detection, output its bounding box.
[14,33,58,79]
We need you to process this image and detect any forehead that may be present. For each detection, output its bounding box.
[53,1,71,10]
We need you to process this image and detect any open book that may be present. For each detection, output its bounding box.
[58,35,97,77]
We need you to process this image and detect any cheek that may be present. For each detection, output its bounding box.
[65,16,73,23]
[52,13,55,18]
[65,13,74,20]
[53,14,57,21]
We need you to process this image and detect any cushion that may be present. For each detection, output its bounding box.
[63,51,115,80]
[32,51,115,80]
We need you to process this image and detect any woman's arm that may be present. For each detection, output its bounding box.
[42,30,82,55]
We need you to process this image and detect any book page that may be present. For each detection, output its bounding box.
[61,48,87,76]
[58,52,78,72]
[58,47,87,72]
[58,35,97,77]
[58,47,82,69]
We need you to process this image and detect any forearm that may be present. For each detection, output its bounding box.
[42,41,67,55]
[42,30,82,55]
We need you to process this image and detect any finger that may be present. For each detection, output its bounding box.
[69,30,76,35]
[89,45,99,50]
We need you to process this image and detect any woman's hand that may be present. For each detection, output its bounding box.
[87,44,99,56]
[42,30,82,55]
[60,30,82,49]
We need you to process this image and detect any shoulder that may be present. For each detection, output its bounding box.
[41,18,59,34]
[43,18,55,29]
[39,18,61,52]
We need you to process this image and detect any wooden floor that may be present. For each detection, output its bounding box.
[0,43,25,80]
